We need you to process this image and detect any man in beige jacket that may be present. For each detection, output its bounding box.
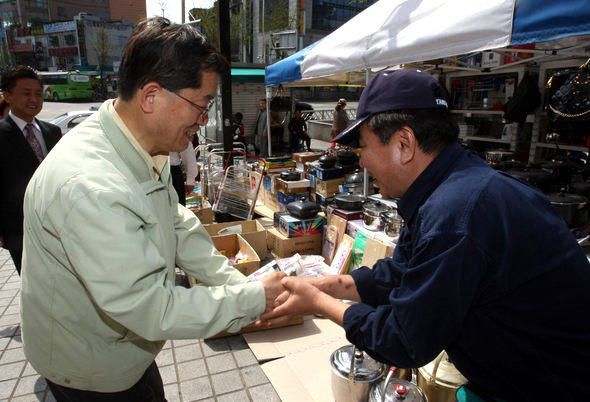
[21,17,284,401]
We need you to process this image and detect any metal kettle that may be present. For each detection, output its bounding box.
[330,345,386,402]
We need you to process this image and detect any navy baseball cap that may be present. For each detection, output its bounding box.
[333,69,449,144]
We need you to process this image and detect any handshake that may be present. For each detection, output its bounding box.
[257,272,360,327]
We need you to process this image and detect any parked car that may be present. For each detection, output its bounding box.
[51,110,96,135]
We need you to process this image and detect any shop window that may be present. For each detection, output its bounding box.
[49,36,59,47]
[64,34,75,46]
[57,6,67,18]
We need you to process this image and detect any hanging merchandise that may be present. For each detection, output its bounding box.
[502,71,541,123]
[546,58,590,121]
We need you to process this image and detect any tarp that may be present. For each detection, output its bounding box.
[266,0,590,87]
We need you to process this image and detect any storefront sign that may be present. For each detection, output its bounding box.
[44,21,77,34]
[48,46,78,56]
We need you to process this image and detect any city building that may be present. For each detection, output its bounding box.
[110,0,147,24]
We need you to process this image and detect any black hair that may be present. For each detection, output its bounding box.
[366,108,459,154]
[234,112,243,122]
[117,17,229,101]
[1,65,41,92]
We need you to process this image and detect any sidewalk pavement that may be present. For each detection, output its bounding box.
[0,248,281,402]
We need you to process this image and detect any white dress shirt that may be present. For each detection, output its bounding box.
[169,142,199,185]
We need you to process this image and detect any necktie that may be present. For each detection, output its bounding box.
[24,123,44,162]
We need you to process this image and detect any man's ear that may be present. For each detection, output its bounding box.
[139,82,162,113]
[398,127,417,165]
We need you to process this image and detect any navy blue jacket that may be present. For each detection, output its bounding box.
[344,143,590,400]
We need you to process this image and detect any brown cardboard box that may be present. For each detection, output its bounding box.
[292,152,322,171]
[243,316,348,400]
[266,228,322,258]
[361,237,395,268]
[315,177,344,197]
[204,220,268,259]
[206,315,304,339]
[263,188,281,212]
[275,178,311,194]
[212,233,260,276]
[187,194,213,224]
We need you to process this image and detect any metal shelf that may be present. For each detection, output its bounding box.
[461,135,512,144]
[533,143,588,152]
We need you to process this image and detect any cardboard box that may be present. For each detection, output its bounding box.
[293,152,323,171]
[243,316,348,400]
[278,215,324,238]
[212,233,260,276]
[346,219,397,247]
[267,228,322,258]
[263,188,281,212]
[275,178,310,194]
[206,315,304,339]
[315,177,344,197]
[481,51,503,68]
[204,220,268,259]
[361,236,395,268]
[310,163,344,181]
[186,195,213,224]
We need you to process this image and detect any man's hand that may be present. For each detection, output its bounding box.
[261,277,323,319]
[260,271,287,312]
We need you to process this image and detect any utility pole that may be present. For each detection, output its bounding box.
[218,0,233,152]
[181,0,185,23]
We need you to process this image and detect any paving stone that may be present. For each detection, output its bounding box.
[0,313,21,327]
[1,282,20,291]
[205,352,236,374]
[210,370,243,395]
[162,340,172,350]
[172,338,199,348]
[158,364,178,385]
[249,383,281,402]
[155,348,174,367]
[0,297,12,307]
[177,359,207,381]
[44,389,57,402]
[0,325,18,338]
[227,335,248,351]
[0,289,18,299]
[179,376,213,401]
[233,348,257,368]
[216,389,250,402]
[174,343,202,363]
[1,346,26,364]
[0,361,25,381]
[22,362,39,376]
[0,337,10,351]
[3,305,19,315]
[164,383,180,402]
[8,333,23,348]
[13,375,46,397]
[240,365,268,387]
[0,378,17,399]
[201,338,230,356]
[11,394,45,402]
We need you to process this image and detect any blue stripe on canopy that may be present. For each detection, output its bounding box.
[265,41,320,87]
[511,0,590,45]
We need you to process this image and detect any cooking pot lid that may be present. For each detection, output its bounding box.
[330,345,385,382]
[370,378,427,402]
[547,190,588,205]
[363,201,391,214]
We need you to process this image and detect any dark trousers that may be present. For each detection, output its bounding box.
[46,361,166,402]
[7,244,22,275]
[170,165,186,206]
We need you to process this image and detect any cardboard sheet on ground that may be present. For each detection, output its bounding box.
[242,316,347,361]
[261,336,349,402]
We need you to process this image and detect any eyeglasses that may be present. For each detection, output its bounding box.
[168,90,214,116]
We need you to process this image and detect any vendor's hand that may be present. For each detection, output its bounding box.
[260,271,288,313]
[261,277,323,321]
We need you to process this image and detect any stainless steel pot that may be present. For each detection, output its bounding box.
[330,345,386,402]
[382,210,404,237]
[485,149,518,166]
[547,189,589,228]
[417,351,467,402]
[369,368,426,402]
[363,201,392,231]
[343,170,375,195]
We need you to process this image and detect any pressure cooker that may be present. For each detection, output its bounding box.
[547,189,589,228]
[369,368,426,402]
[330,345,386,402]
[363,201,392,231]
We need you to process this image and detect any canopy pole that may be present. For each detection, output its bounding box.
[363,68,370,197]
[266,87,273,156]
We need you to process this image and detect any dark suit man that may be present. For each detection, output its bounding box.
[0,66,61,274]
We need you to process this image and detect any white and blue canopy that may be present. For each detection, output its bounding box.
[265,0,590,87]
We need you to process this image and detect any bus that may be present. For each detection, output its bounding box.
[38,72,94,101]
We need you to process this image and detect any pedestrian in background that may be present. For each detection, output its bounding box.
[330,98,349,138]
[21,17,285,401]
[0,95,9,119]
[253,98,268,156]
[169,142,199,206]
[288,109,311,151]
[0,66,61,275]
